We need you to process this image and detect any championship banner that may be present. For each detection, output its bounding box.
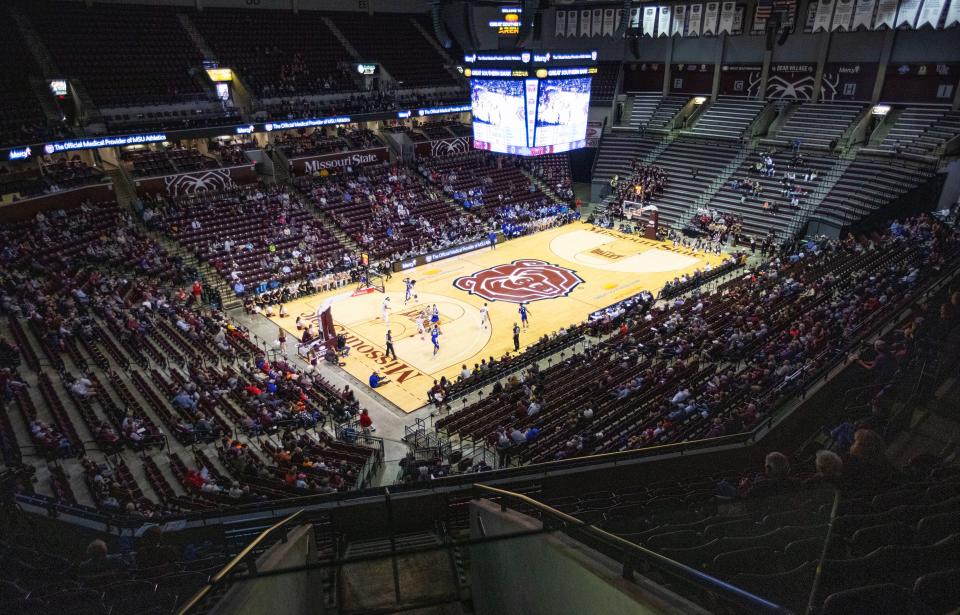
[806,0,819,29]
[567,9,578,36]
[916,0,946,27]
[832,0,856,29]
[874,0,900,28]
[592,8,604,35]
[733,5,746,33]
[616,8,625,31]
[852,0,878,28]
[946,0,960,25]
[687,3,705,34]
[718,1,737,32]
[603,8,616,35]
[703,1,721,34]
[658,6,672,35]
[813,0,836,30]
[555,10,566,37]
[642,6,658,35]
[580,9,592,36]
[896,0,922,26]
[673,5,688,34]
[630,7,642,29]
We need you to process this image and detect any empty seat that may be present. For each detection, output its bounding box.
[821,583,914,615]
[913,568,960,614]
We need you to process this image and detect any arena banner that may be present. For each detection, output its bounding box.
[642,6,657,35]
[616,8,625,31]
[881,62,960,103]
[592,8,604,35]
[831,0,856,29]
[0,181,115,222]
[766,64,818,99]
[703,1,721,34]
[624,63,666,91]
[820,63,878,100]
[718,1,737,33]
[874,0,900,28]
[916,0,947,28]
[813,0,836,31]
[733,5,746,33]
[393,236,499,272]
[658,6,672,36]
[134,164,258,197]
[947,0,960,27]
[414,137,474,159]
[289,147,389,176]
[670,63,715,94]
[852,0,878,29]
[687,3,704,35]
[895,0,922,27]
[673,5,688,34]
[580,9,592,36]
[604,8,617,35]
[567,9,579,36]
[718,64,763,96]
[555,9,566,37]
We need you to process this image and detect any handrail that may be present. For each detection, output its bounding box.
[176,508,305,615]
[473,483,790,614]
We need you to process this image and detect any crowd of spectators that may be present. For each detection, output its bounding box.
[608,162,667,217]
[439,214,959,467]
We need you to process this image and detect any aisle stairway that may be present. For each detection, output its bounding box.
[685,97,767,141]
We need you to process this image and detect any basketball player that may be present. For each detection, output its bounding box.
[431,325,442,356]
[430,304,440,328]
[385,329,397,361]
[480,303,489,330]
[414,311,426,341]
[518,303,531,329]
[381,297,391,324]
[403,278,416,305]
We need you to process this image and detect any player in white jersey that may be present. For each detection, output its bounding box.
[415,312,425,340]
[381,297,391,324]
[479,303,489,329]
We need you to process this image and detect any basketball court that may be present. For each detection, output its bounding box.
[269,223,728,412]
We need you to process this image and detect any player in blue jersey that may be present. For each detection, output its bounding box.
[518,303,531,329]
[431,325,442,356]
[430,304,440,327]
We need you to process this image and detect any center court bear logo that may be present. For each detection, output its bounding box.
[452,259,583,303]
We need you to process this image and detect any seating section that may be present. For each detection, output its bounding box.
[299,161,468,260]
[435,216,955,467]
[327,13,457,87]
[590,62,621,104]
[592,135,661,185]
[686,97,767,140]
[768,102,863,150]
[518,154,575,202]
[28,3,208,107]
[144,184,348,292]
[699,150,834,239]
[642,138,742,230]
[815,156,935,226]
[192,9,356,98]
[875,108,948,154]
[0,17,62,148]
[875,108,960,159]
[629,93,689,131]
[0,534,230,615]
[123,148,217,178]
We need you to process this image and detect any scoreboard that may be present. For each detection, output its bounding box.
[465,50,598,157]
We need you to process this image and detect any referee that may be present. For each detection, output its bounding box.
[385,330,397,361]
[513,323,521,352]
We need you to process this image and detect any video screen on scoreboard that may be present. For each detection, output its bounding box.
[470,76,592,156]
[470,79,526,151]
[534,78,591,149]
